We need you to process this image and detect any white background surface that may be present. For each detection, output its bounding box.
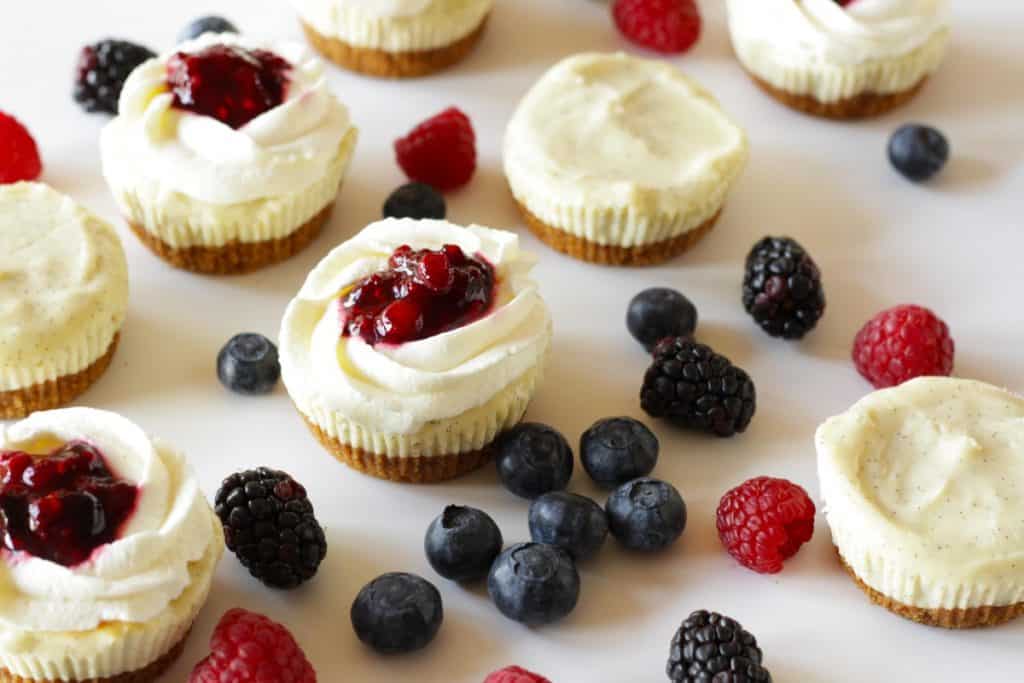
[2,1,1023,681]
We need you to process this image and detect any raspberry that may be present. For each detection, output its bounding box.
[852,304,954,389]
[716,477,815,574]
[612,0,702,55]
[394,107,476,192]
[189,608,316,683]
[484,666,552,683]
[0,112,42,184]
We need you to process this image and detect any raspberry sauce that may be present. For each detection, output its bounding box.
[0,441,139,567]
[167,44,291,129]
[341,244,496,346]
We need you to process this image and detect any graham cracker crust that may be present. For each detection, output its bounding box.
[837,548,1024,629]
[300,413,492,484]
[748,72,929,120]
[300,16,489,78]
[1,333,120,420]
[515,200,722,266]
[0,629,188,683]
[128,203,334,275]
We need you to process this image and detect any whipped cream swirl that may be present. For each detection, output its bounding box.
[0,408,219,632]
[100,32,352,205]
[726,0,949,64]
[281,219,551,435]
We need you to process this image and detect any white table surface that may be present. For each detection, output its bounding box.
[3,1,1023,681]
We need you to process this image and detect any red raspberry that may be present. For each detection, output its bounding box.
[189,608,316,683]
[0,112,42,184]
[484,666,552,683]
[852,304,954,389]
[394,107,476,192]
[716,477,815,574]
[612,0,702,55]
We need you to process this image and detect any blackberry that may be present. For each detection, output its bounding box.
[215,468,327,589]
[742,236,825,340]
[667,610,772,682]
[74,40,156,114]
[640,338,755,437]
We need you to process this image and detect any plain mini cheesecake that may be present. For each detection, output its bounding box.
[816,377,1024,628]
[280,218,552,483]
[100,32,358,274]
[292,0,494,78]
[504,52,748,266]
[725,0,950,119]
[0,408,224,682]
[0,183,128,419]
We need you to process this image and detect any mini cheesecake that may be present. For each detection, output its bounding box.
[0,408,224,682]
[292,0,494,78]
[101,33,357,274]
[816,377,1024,628]
[280,218,552,483]
[504,53,748,266]
[725,0,950,119]
[0,183,128,418]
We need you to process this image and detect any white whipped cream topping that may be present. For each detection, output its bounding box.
[281,219,551,436]
[0,183,128,391]
[0,408,220,632]
[504,53,748,225]
[292,0,494,51]
[100,32,353,206]
[817,377,1024,610]
[726,0,949,65]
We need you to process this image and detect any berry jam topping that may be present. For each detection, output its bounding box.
[167,45,291,130]
[0,442,139,567]
[341,244,495,346]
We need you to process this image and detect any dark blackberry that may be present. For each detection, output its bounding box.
[742,236,825,340]
[73,40,156,114]
[640,338,755,437]
[214,468,327,589]
[667,610,772,682]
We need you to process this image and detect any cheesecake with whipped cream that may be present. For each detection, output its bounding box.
[0,408,224,681]
[0,183,128,418]
[504,52,748,266]
[280,218,552,483]
[292,0,494,78]
[816,377,1024,628]
[101,32,357,274]
[725,0,950,118]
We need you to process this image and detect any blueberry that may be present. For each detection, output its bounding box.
[528,492,608,562]
[606,478,686,552]
[383,182,447,220]
[424,505,503,582]
[627,288,697,352]
[888,124,949,182]
[216,333,280,395]
[580,417,659,489]
[487,543,579,626]
[494,423,574,499]
[177,16,239,43]
[351,572,443,654]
